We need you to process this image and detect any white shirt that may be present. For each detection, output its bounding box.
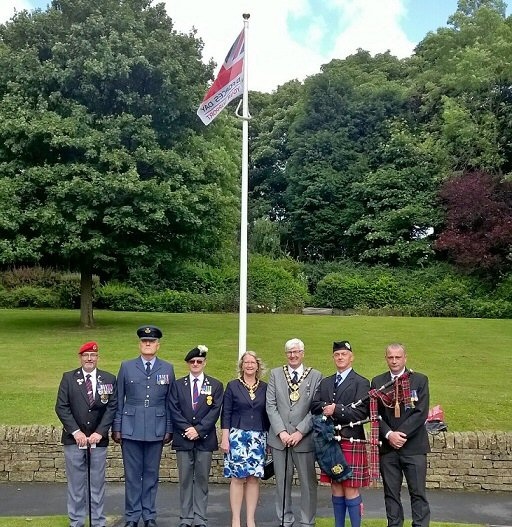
[288,365,304,381]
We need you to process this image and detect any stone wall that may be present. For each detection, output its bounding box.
[1,426,511,491]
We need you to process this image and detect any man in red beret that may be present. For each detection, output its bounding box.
[55,341,117,527]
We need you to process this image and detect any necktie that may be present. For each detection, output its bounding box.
[85,374,94,406]
[192,378,199,410]
[336,373,343,387]
[291,371,299,384]
[145,361,151,376]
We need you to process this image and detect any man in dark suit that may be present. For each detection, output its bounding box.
[169,345,223,527]
[55,341,117,527]
[311,340,370,527]
[371,343,431,527]
[266,338,323,527]
[112,325,175,527]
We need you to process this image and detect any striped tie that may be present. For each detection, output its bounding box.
[85,374,94,406]
[192,378,199,410]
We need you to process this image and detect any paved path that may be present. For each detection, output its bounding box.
[1,482,512,526]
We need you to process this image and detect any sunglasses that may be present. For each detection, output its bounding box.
[189,359,205,365]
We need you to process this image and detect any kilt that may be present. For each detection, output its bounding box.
[320,439,370,487]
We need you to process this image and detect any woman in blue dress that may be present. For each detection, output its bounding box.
[221,351,270,527]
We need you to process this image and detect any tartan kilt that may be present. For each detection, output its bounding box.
[320,439,370,487]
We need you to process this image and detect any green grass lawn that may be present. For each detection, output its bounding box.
[2,308,512,430]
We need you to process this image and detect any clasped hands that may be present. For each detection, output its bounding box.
[74,431,103,448]
[388,430,407,449]
[279,430,303,447]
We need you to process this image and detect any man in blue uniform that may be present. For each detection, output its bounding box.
[169,345,223,527]
[112,325,175,527]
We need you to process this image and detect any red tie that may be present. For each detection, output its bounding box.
[192,378,199,411]
[85,374,94,407]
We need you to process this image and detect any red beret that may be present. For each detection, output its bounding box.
[79,341,99,354]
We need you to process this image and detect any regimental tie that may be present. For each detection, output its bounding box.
[145,361,151,376]
[85,374,94,407]
[291,371,299,384]
[192,378,199,411]
[335,373,343,387]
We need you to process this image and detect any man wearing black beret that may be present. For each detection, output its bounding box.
[311,340,370,527]
[169,345,224,527]
[112,325,175,527]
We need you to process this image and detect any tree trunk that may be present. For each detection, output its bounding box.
[80,263,95,328]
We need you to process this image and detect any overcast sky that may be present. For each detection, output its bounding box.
[1,1,511,92]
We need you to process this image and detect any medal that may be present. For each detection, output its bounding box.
[289,390,300,402]
[206,395,213,406]
[101,394,109,404]
[239,377,260,401]
[283,365,312,403]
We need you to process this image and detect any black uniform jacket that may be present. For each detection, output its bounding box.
[311,369,369,440]
[55,368,117,447]
[169,374,224,451]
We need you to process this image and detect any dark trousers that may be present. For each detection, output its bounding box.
[380,451,430,527]
[122,439,164,522]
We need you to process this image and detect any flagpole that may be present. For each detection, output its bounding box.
[238,13,250,359]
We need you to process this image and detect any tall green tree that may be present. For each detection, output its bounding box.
[0,0,239,326]
[284,50,410,260]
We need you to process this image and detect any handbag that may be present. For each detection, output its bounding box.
[261,454,275,480]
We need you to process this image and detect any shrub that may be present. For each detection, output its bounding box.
[7,286,60,308]
[0,266,59,289]
[495,274,512,301]
[248,255,309,313]
[96,283,144,311]
[463,298,512,319]
[164,262,238,295]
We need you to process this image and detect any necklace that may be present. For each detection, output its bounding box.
[283,365,312,402]
[239,377,260,400]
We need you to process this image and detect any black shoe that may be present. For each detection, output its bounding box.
[144,521,157,527]
[124,522,138,527]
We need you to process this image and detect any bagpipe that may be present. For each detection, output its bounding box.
[312,414,352,482]
[312,376,398,481]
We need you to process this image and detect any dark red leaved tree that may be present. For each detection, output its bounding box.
[435,171,512,275]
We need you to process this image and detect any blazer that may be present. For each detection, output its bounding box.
[221,379,270,432]
[55,368,117,447]
[370,368,431,456]
[112,356,175,441]
[311,369,370,440]
[266,365,323,452]
[169,374,223,451]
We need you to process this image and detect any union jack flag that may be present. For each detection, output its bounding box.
[197,30,245,125]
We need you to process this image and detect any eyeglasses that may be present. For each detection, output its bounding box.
[286,349,303,355]
[189,359,205,365]
[81,353,98,359]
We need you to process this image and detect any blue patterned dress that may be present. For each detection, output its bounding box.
[221,379,269,478]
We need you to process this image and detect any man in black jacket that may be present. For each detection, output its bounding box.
[168,345,223,527]
[371,343,430,527]
[55,341,117,527]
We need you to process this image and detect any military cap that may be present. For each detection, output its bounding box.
[184,345,208,362]
[79,341,99,354]
[333,340,352,352]
[137,325,162,340]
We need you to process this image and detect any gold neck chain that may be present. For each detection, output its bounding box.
[239,377,260,400]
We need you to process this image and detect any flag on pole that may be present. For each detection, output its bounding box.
[197,30,245,125]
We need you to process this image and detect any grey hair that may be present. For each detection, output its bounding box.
[284,338,304,352]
